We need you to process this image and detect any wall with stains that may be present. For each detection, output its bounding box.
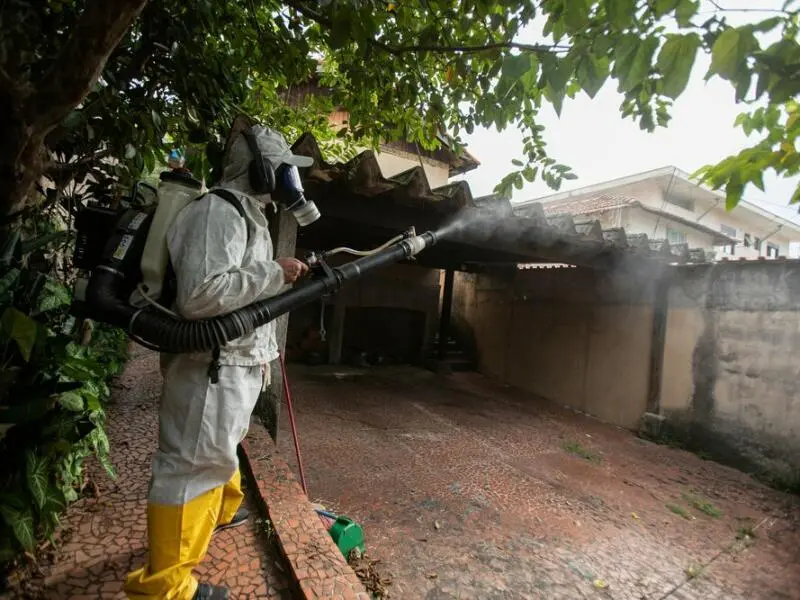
[452,267,657,430]
[454,261,800,483]
[660,261,800,482]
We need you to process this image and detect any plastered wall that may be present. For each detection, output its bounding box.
[453,267,656,430]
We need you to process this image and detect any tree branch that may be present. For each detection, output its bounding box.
[281,1,568,56]
[46,38,159,147]
[707,0,791,13]
[26,0,149,137]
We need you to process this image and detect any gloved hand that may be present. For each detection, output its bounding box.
[276,258,308,283]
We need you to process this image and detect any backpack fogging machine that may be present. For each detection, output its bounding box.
[68,166,441,353]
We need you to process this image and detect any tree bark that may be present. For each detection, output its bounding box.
[0,0,149,221]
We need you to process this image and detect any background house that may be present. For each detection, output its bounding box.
[515,166,800,261]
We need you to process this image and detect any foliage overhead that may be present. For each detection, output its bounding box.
[1,1,800,217]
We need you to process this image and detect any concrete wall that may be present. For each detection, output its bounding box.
[453,267,656,430]
[454,260,800,484]
[658,261,800,483]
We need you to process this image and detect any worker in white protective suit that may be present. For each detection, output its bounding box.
[125,124,312,600]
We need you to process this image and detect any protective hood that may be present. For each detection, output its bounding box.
[219,126,313,196]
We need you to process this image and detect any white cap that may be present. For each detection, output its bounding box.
[251,125,314,168]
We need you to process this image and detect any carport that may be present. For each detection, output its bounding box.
[255,135,800,600]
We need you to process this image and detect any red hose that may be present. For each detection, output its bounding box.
[278,352,308,495]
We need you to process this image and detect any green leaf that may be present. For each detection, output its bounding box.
[58,391,85,412]
[752,16,783,33]
[577,55,610,98]
[613,35,640,90]
[605,0,635,29]
[511,158,524,167]
[791,183,800,204]
[502,54,531,81]
[617,36,659,92]
[86,394,102,412]
[657,34,701,98]
[675,0,699,27]
[751,170,765,192]
[725,176,744,210]
[522,166,539,182]
[564,0,590,31]
[26,451,49,510]
[36,279,71,314]
[1,308,39,361]
[654,0,679,17]
[0,505,35,552]
[709,27,759,81]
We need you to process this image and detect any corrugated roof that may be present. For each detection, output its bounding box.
[291,134,713,269]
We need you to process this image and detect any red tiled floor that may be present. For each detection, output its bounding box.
[25,348,293,600]
[278,364,800,599]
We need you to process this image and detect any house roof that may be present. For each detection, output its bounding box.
[534,193,736,245]
[290,134,713,269]
[519,166,800,235]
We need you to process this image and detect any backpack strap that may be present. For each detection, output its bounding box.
[194,188,253,382]
[203,187,253,244]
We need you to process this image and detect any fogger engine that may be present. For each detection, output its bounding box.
[70,171,439,355]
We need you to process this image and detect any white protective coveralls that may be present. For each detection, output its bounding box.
[125,126,313,600]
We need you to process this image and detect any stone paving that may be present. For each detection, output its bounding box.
[278,365,800,600]
[17,348,293,600]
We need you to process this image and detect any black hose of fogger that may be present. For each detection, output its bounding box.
[86,231,438,354]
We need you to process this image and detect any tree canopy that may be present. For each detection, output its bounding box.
[1,0,799,225]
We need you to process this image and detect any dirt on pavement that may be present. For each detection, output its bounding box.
[278,365,800,600]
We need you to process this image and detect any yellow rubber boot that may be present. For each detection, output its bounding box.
[124,485,223,600]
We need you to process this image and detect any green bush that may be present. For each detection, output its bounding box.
[0,258,127,574]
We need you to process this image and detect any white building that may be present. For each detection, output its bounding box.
[516,166,800,261]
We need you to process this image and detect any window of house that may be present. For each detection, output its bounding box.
[744,233,752,247]
[720,224,737,238]
[721,243,736,256]
[767,243,780,258]
[754,237,762,251]
[666,227,686,244]
[665,195,695,211]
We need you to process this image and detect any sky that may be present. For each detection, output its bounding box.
[454,1,800,226]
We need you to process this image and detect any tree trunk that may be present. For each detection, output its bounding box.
[0,0,149,221]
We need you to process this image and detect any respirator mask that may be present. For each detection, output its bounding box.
[274,163,321,227]
[242,127,320,227]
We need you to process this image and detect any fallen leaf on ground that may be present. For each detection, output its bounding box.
[349,552,393,598]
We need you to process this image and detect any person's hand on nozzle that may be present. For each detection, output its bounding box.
[276,257,308,283]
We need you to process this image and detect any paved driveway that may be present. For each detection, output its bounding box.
[279,365,800,600]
